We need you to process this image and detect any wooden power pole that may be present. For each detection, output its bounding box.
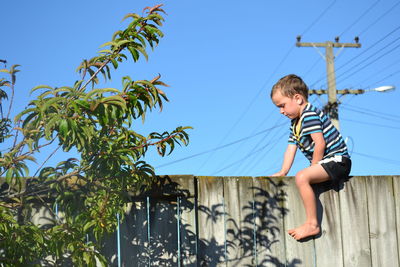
[296,36,361,129]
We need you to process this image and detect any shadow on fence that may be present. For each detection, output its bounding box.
[102,176,302,266]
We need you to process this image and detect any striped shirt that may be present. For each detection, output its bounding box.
[288,103,349,162]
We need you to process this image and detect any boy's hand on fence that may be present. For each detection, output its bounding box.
[270,171,286,177]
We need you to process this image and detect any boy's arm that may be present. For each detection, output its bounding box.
[271,144,297,176]
[310,132,326,165]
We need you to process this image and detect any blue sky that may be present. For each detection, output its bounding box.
[2,0,400,177]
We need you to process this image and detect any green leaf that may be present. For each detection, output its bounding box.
[84,88,120,100]
[30,84,54,94]
[110,59,118,69]
[75,99,90,110]
[59,119,68,136]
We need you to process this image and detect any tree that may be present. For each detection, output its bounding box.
[0,5,191,266]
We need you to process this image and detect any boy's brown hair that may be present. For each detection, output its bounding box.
[271,74,309,100]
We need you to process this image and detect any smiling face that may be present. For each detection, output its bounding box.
[271,90,304,119]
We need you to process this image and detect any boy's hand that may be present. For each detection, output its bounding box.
[270,171,286,177]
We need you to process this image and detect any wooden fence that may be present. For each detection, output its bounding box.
[99,175,400,267]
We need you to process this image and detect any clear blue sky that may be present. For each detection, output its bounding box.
[2,0,400,177]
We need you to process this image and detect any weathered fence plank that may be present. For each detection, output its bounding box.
[283,177,315,267]
[120,201,149,267]
[223,176,254,267]
[314,183,344,267]
[253,177,287,266]
[149,199,179,266]
[197,176,226,266]
[339,176,372,267]
[395,176,400,266]
[170,175,197,267]
[366,176,400,267]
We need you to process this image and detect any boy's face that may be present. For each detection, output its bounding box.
[271,90,302,119]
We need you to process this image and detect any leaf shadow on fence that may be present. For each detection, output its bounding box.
[102,176,301,266]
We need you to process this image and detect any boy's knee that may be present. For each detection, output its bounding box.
[295,170,309,186]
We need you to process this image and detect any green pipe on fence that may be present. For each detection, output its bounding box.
[116,213,121,267]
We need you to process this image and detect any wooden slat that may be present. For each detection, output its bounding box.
[170,175,197,266]
[223,176,254,266]
[283,176,315,266]
[149,199,178,266]
[253,177,286,266]
[314,182,344,267]
[340,177,372,267]
[366,176,400,267]
[119,201,150,267]
[197,176,226,266]
[394,176,400,266]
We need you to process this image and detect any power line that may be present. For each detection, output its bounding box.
[155,123,286,170]
[352,151,400,166]
[358,1,400,36]
[212,132,286,175]
[215,114,284,175]
[209,105,279,174]
[341,118,400,130]
[336,35,400,86]
[221,119,286,175]
[302,58,321,79]
[341,105,400,123]
[238,129,287,175]
[341,103,400,120]
[301,0,337,36]
[370,68,400,87]
[339,0,380,37]
[361,59,400,85]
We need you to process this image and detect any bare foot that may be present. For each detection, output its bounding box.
[288,222,320,241]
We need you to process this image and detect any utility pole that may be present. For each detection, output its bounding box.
[296,36,361,129]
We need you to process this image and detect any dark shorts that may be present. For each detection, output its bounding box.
[319,155,352,183]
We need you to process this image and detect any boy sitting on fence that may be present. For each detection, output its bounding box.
[270,74,351,241]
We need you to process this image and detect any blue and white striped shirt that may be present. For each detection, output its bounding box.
[288,103,349,162]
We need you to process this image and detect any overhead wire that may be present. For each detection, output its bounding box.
[369,68,400,87]
[335,35,400,86]
[352,151,400,166]
[300,0,337,36]
[358,0,400,37]
[341,118,400,130]
[212,131,287,175]
[302,58,322,79]
[209,107,280,174]
[360,59,400,85]
[341,102,400,120]
[219,114,286,174]
[238,127,287,175]
[341,105,400,123]
[155,122,287,170]
[339,0,381,37]
[222,118,287,175]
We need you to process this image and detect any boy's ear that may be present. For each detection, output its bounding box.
[295,94,303,104]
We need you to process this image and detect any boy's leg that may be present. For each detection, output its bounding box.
[288,164,330,240]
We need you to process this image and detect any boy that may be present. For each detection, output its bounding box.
[270,74,351,241]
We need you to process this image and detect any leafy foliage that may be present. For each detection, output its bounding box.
[0,5,191,265]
